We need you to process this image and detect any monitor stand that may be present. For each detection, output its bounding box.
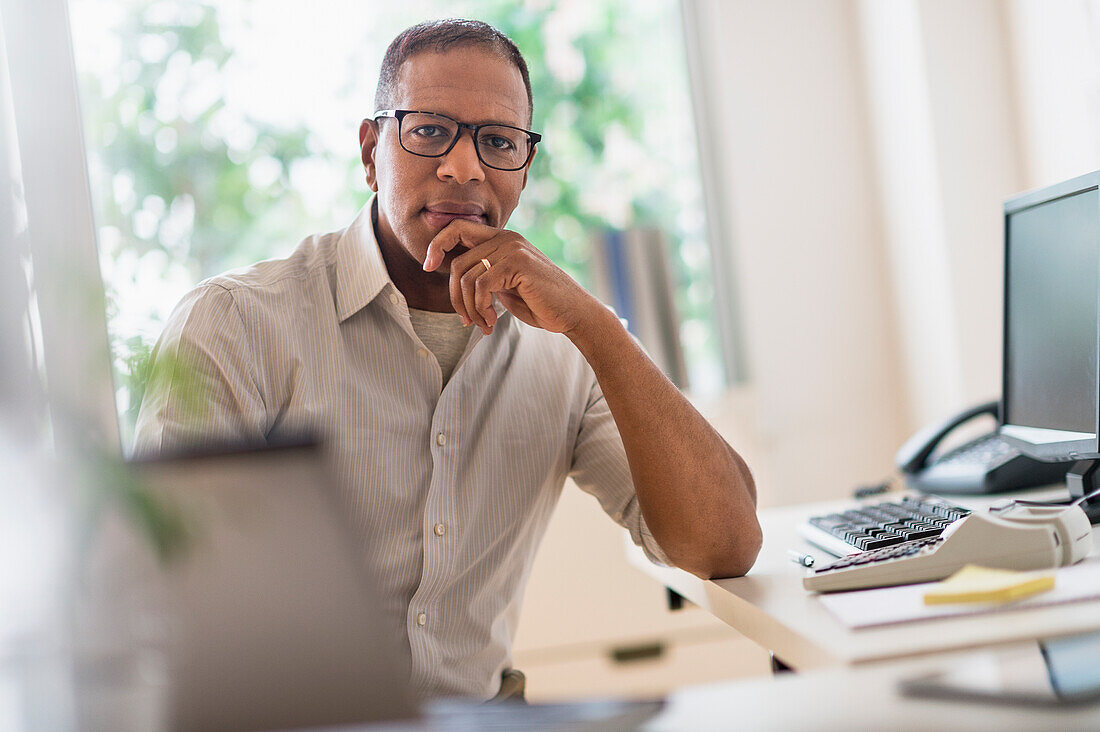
[1066,460,1100,524]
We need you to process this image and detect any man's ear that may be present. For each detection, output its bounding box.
[359,119,379,192]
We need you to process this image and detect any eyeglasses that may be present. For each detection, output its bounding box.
[373,109,541,172]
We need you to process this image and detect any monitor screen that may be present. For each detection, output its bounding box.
[1002,181,1100,458]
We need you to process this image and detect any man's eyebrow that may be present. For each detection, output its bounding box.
[432,109,526,127]
[405,95,526,127]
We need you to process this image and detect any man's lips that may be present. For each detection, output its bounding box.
[422,203,487,227]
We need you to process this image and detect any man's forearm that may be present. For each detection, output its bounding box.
[566,306,762,578]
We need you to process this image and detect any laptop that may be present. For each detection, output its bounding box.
[85,441,417,731]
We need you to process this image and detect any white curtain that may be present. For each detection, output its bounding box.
[0,6,47,437]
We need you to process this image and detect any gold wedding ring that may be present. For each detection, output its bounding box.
[481,258,492,272]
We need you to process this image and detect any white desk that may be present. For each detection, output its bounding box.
[647,658,1100,731]
[626,491,1100,670]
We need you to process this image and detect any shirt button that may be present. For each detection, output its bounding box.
[433,523,446,537]
[416,612,427,626]
[417,348,429,359]
[435,432,447,446]
[389,293,399,305]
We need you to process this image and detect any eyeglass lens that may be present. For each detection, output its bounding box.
[400,112,531,170]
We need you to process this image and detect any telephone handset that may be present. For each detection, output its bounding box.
[896,400,1069,495]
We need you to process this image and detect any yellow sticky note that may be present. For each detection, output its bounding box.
[922,564,1055,606]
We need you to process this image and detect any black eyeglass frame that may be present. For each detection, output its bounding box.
[373,109,542,171]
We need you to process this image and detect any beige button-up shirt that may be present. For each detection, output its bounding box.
[134,200,669,700]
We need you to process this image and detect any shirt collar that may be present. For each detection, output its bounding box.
[335,195,508,323]
[336,196,394,322]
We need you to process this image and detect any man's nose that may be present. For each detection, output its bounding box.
[436,131,486,184]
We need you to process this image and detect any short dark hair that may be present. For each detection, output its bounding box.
[374,19,534,125]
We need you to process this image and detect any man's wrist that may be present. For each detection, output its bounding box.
[564,300,628,360]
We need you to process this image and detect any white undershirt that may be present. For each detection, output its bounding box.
[407,307,472,384]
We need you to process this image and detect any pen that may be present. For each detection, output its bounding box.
[786,549,815,568]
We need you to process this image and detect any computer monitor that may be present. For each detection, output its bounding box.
[1000,169,1100,518]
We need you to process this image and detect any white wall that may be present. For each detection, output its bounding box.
[691,0,907,504]
[687,0,1037,504]
[858,0,1026,423]
[918,0,1025,404]
[1007,0,1100,187]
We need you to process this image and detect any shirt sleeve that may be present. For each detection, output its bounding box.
[568,376,671,566]
[132,283,267,456]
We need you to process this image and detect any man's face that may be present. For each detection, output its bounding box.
[359,47,533,276]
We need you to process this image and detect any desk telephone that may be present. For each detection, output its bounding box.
[896,400,1069,495]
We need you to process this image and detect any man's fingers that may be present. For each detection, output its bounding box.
[448,238,505,327]
[459,262,486,331]
[450,252,491,328]
[449,256,472,325]
[424,219,496,272]
[460,256,507,333]
[442,229,529,333]
[474,268,499,328]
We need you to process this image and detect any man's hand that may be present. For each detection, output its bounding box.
[426,218,761,578]
[423,220,599,336]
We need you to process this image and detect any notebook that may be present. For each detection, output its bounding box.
[819,558,1100,629]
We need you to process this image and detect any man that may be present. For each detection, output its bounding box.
[136,19,761,700]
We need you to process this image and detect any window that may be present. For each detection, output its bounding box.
[70,0,726,445]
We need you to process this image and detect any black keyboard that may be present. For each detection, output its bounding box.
[798,495,972,556]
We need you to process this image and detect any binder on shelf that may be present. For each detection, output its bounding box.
[588,228,688,388]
